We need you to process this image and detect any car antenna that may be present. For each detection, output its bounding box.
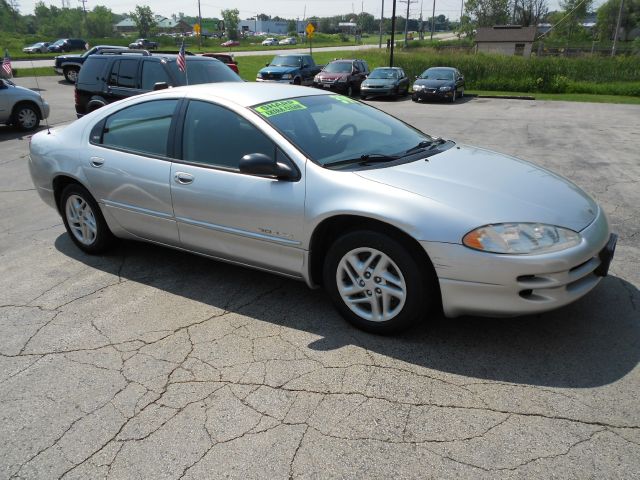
[27,54,51,134]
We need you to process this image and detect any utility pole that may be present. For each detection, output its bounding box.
[460,0,464,24]
[79,0,87,16]
[401,0,412,47]
[611,0,625,56]
[197,0,202,49]
[390,0,397,66]
[379,0,385,48]
[430,0,436,40]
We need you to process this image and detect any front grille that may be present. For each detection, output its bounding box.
[263,73,282,81]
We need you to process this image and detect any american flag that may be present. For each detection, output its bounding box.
[2,49,12,77]
[177,40,186,74]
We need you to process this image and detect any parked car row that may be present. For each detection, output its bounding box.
[23,38,88,54]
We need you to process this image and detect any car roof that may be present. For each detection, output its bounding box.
[140,82,333,108]
[426,66,456,70]
[372,67,402,70]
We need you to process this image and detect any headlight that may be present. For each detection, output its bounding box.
[314,75,320,82]
[413,84,424,91]
[462,223,581,255]
[439,86,452,91]
[256,72,263,79]
[281,73,292,79]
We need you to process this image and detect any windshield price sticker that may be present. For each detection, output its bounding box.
[332,95,359,105]
[256,100,307,117]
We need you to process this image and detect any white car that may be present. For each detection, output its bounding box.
[23,42,51,54]
[279,37,297,45]
[0,79,50,130]
[262,38,278,46]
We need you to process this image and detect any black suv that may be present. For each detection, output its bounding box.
[312,59,370,97]
[48,38,87,53]
[54,45,127,83]
[74,51,242,117]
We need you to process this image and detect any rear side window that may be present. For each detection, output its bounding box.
[98,100,178,157]
[167,59,241,86]
[141,61,172,90]
[77,58,105,85]
[108,59,139,88]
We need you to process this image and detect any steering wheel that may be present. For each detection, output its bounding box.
[331,123,358,143]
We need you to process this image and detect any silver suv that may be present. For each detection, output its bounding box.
[0,79,50,131]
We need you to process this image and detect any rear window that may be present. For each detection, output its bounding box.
[167,59,241,85]
[77,58,106,85]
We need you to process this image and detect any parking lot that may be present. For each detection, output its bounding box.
[1,77,639,479]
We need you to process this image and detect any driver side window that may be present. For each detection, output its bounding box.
[182,100,274,170]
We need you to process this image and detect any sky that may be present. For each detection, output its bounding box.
[16,0,595,22]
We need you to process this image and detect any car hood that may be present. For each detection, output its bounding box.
[317,72,347,81]
[363,78,397,87]
[354,145,598,232]
[6,83,41,99]
[414,79,453,88]
[261,66,299,74]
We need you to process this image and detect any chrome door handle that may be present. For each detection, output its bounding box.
[174,172,194,185]
[90,157,104,168]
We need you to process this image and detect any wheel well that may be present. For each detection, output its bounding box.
[12,101,42,120]
[52,175,82,214]
[308,215,437,288]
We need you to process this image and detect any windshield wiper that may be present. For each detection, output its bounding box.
[325,153,400,168]
[404,138,447,155]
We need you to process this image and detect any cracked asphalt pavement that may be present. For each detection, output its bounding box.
[1,77,639,479]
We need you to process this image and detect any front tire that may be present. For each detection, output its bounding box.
[13,103,40,131]
[346,84,354,97]
[450,89,457,103]
[323,230,432,334]
[60,183,114,254]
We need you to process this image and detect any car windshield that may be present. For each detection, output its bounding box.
[369,69,397,79]
[51,40,65,46]
[168,59,242,85]
[270,56,302,67]
[323,62,352,73]
[252,95,434,167]
[30,43,44,47]
[420,69,454,80]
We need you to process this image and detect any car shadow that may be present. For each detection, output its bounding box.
[54,233,640,389]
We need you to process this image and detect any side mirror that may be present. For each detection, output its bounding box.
[239,153,297,180]
[302,64,309,68]
[265,62,269,66]
[415,75,419,79]
[152,82,169,90]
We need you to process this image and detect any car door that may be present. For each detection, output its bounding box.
[82,98,181,245]
[170,99,306,277]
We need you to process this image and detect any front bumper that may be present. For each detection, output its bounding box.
[360,86,396,97]
[256,78,293,84]
[54,67,63,75]
[313,81,348,93]
[412,88,453,101]
[422,208,613,318]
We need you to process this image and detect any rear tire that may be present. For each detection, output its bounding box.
[60,183,115,254]
[63,67,79,83]
[323,230,434,334]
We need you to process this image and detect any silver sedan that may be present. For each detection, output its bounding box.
[28,83,616,333]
